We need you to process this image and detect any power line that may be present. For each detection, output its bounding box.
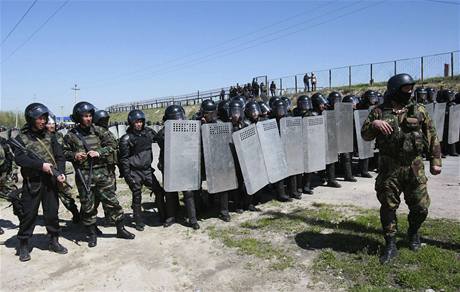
[1,0,70,64]
[87,1,361,89]
[85,1,336,88]
[1,0,39,46]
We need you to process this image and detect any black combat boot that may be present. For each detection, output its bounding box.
[359,159,372,178]
[343,153,357,182]
[448,143,459,156]
[48,235,68,254]
[302,173,313,194]
[407,230,422,251]
[18,238,31,262]
[86,225,97,248]
[275,181,292,202]
[116,220,135,239]
[0,226,4,235]
[133,205,145,231]
[379,236,398,264]
[288,176,302,199]
[326,164,341,188]
[163,217,175,228]
[69,205,81,224]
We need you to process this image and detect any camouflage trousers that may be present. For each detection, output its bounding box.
[76,167,124,226]
[0,172,17,199]
[57,183,79,212]
[375,155,430,237]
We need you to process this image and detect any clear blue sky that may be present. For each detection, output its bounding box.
[1,0,459,116]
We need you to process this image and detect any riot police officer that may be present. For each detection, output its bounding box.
[197,100,231,222]
[119,110,167,231]
[327,91,342,110]
[45,114,80,223]
[293,95,314,194]
[217,99,231,122]
[63,102,134,247]
[11,103,68,261]
[362,73,442,264]
[414,88,428,104]
[258,101,271,121]
[157,105,200,229]
[244,100,261,124]
[437,89,458,156]
[311,93,341,188]
[271,99,300,200]
[426,87,436,103]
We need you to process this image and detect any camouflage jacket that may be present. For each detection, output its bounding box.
[63,124,116,170]
[0,137,14,174]
[12,126,66,179]
[361,101,441,168]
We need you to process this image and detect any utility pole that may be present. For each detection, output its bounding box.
[71,84,80,104]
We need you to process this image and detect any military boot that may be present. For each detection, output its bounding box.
[48,236,68,254]
[133,205,145,231]
[326,164,341,188]
[116,220,135,240]
[379,236,398,264]
[448,143,459,156]
[359,159,372,178]
[408,230,422,251]
[69,205,81,224]
[18,238,31,262]
[302,173,313,195]
[86,225,97,248]
[0,226,4,235]
[275,181,292,202]
[343,154,357,182]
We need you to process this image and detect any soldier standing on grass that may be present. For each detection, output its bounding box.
[361,74,442,264]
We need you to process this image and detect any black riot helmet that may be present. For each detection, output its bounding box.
[269,96,281,108]
[361,90,379,107]
[71,101,95,123]
[229,99,244,123]
[244,101,261,122]
[127,109,145,125]
[386,73,416,105]
[232,96,246,108]
[311,92,328,113]
[327,91,342,108]
[200,99,217,123]
[217,100,230,122]
[25,103,50,126]
[271,99,287,118]
[426,87,436,103]
[163,104,185,121]
[414,87,428,104]
[342,95,360,109]
[436,89,455,103]
[93,110,110,128]
[258,101,271,117]
[297,95,313,111]
[280,96,292,110]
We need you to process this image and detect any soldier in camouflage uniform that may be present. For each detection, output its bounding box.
[46,115,80,223]
[63,102,135,248]
[11,103,68,261]
[0,135,18,235]
[361,74,442,264]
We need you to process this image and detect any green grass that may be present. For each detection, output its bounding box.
[208,203,460,290]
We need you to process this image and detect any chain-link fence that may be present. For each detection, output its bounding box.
[107,50,459,112]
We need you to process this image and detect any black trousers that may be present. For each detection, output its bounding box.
[18,176,60,240]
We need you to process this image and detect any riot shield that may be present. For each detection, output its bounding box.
[303,116,326,173]
[108,126,118,139]
[164,120,201,192]
[256,119,289,183]
[433,103,446,142]
[232,124,269,195]
[335,103,354,154]
[117,124,127,138]
[202,123,238,194]
[280,117,304,177]
[448,104,460,144]
[324,110,338,164]
[354,110,375,159]
[425,103,434,119]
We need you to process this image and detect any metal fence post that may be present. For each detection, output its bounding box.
[451,51,454,78]
[348,66,352,87]
[370,63,373,84]
[394,61,397,75]
[328,69,332,89]
[295,75,298,93]
[279,78,282,96]
[421,56,424,83]
[197,90,200,103]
